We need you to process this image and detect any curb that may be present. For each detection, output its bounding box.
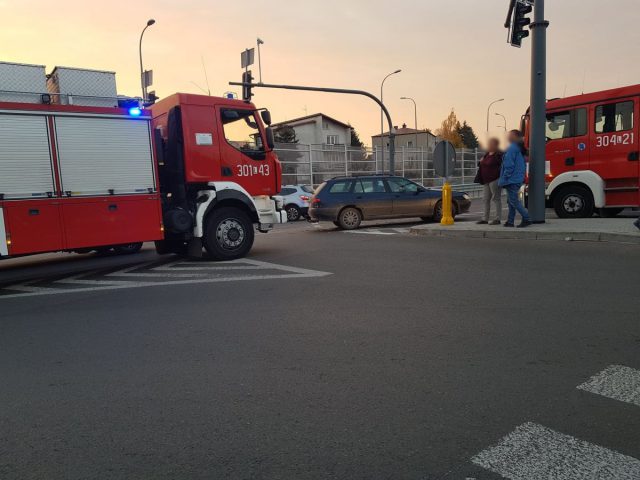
[409,226,640,245]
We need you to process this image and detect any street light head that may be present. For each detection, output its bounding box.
[146,19,156,26]
[394,69,402,74]
[257,38,265,45]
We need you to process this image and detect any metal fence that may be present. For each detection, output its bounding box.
[275,143,484,188]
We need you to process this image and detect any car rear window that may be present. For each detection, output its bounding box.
[329,181,352,194]
[280,188,296,196]
[301,185,314,194]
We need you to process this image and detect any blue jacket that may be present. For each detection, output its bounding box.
[499,142,526,187]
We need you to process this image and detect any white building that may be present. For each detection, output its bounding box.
[272,113,352,146]
[372,124,438,151]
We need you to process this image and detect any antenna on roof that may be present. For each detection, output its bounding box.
[201,56,211,96]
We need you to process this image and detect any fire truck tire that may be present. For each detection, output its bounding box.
[204,207,254,261]
[113,243,143,255]
[553,186,594,218]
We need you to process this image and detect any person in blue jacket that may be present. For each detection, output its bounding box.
[499,130,532,228]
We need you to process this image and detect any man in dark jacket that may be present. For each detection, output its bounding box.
[477,138,503,225]
[499,130,532,228]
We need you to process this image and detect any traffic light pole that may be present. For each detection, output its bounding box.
[528,0,549,223]
[229,81,397,175]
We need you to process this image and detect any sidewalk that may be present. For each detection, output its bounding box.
[410,215,640,245]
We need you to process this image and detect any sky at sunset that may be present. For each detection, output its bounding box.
[2,0,639,146]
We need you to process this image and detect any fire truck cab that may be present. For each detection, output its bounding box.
[523,84,639,218]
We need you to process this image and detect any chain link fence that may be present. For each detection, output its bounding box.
[276,143,485,189]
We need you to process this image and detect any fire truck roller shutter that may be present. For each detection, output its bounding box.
[54,116,156,196]
[0,114,55,199]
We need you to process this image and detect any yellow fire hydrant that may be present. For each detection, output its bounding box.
[440,182,455,226]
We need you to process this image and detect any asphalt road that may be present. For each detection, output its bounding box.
[1,213,639,479]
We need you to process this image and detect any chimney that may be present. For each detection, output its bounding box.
[402,123,407,129]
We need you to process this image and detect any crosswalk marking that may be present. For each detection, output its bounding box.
[0,259,332,299]
[472,422,640,480]
[577,365,640,407]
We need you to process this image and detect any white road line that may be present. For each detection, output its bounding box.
[391,228,411,233]
[344,229,396,236]
[152,265,265,272]
[577,365,640,407]
[472,422,640,480]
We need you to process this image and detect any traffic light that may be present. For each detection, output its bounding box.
[510,0,533,47]
[242,70,254,102]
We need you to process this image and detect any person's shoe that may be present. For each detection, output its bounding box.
[477,220,489,225]
[634,218,640,231]
[503,222,515,228]
[489,220,501,226]
[517,220,533,229]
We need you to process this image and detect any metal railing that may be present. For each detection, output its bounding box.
[276,143,484,189]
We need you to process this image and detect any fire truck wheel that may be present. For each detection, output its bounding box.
[113,243,143,255]
[204,207,255,261]
[554,186,594,218]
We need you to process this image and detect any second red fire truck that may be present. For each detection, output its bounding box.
[523,83,639,218]
[0,62,286,261]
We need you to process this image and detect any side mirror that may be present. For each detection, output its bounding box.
[265,126,275,150]
[261,110,272,126]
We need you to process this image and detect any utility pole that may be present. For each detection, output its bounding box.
[401,96,418,150]
[528,0,549,223]
[380,70,401,173]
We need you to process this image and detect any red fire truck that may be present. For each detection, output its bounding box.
[0,63,285,261]
[523,84,639,218]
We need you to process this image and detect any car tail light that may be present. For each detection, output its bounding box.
[311,198,322,207]
[300,195,310,202]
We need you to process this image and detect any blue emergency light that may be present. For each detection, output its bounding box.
[129,107,142,117]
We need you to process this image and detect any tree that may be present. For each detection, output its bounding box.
[349,125,364,148]
[273,125,298,144]
[457,121,480,149]
[436,110,464,148]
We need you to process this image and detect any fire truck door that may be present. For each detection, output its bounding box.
[590,97,639,206]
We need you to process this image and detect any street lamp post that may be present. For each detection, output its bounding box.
[400,96,419,151]
[495,112,507,132]
[380,70,401,172]
[139,19,156,102]
[486,98,504,136]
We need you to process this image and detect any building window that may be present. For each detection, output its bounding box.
[327,135,339,145]
[322,120,329,130]
[407,141,414,148]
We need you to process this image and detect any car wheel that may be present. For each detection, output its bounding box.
[286,204,301,222]
[113,243,143,255]
[338,207,362,230]
[553,186,594,218]
[204,207,255,261]
[432,201,457,222]
[599,208,623,218]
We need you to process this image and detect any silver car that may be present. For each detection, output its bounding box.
[279,185,315,221]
